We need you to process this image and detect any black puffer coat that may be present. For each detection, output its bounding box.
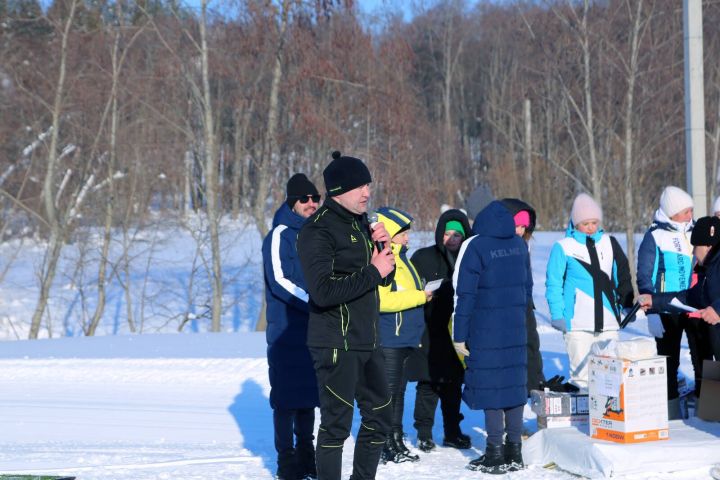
[405,209,471,383]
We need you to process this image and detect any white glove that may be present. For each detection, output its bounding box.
[453,341,470,356]
[647,314,664,338]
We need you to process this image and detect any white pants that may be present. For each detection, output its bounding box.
[564,330,619,391]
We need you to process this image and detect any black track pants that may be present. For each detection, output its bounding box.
[273,407,316,453]
[413,380,463,439]
[310,347,392,480]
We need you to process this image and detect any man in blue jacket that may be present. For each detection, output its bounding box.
[640,215,720,362]
[262,173,322,480]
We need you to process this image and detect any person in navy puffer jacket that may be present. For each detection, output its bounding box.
[452,201,529,474]
[637,186,713,418]
[262,173,321,480]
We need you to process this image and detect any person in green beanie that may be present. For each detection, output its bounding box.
[405,208,473,453]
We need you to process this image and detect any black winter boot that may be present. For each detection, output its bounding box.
[467,443,507,474]
[504,441,524,472]
[381,432,420,464]
[416,436,436,452]
[393,431,419,460]
[275,448,299,480]
[443,430,471,449]
[296,441,317,479]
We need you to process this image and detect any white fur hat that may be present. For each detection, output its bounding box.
[571,193,602,225]
[659,186,693,218]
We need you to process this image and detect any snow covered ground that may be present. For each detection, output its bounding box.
[0,228,716,479]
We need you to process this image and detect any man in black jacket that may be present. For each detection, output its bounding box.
[297,151,396,480]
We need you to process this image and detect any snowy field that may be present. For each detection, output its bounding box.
[0,227,716,479]
[0,214,263,340]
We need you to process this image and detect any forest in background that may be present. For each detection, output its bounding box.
[2,0,720,336]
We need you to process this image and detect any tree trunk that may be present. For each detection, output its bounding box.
[29,0,78,339]
[623,0,645,294]
[581,0,601,202]
[200,0,223,332]
[524,98,533,200]
[88,12,124,336]
[252,0,290,241]
[711,90,720,202]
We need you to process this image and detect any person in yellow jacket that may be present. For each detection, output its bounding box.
[376,206,433,464]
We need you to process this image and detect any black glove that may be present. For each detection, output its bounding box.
[539,374,565,391]
[558,382,580,393]
[539,375,581,393]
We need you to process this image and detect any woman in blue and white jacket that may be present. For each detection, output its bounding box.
[545,193,633,391]
[637,186,712,417]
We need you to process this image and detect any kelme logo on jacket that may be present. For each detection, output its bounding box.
[350,234,357,243]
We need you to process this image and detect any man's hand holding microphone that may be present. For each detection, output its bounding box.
[368,215,395,278]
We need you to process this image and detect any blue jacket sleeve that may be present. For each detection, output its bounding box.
[263,226,309,313]
[452,238,482,343]
[545,242,567,322]
[637,231,658,294]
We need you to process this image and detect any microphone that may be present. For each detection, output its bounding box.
[620,302,642,329]
[367,211,385,252]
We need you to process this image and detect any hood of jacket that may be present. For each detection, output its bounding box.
[652,208,693,234]
[472,200,516,239]
[500,198,537,234]
[433,208,472,248]
[565,219,604,243]
[376,206,413,239]
[272,203,307,231]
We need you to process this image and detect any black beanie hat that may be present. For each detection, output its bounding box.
[691,216,720,246]
[323,151,372,197]
[286,173,319,208]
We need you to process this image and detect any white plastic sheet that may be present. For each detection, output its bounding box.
[523,418,720,478]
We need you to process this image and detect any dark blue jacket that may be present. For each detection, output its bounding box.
[262,203,319,410]
[452,201,529,410]
[654,244,720,315]
[378,244,426,348]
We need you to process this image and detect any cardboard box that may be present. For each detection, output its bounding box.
[537,414,589,430]
[589,355,669,443]
[531,389,590,430]
[698,360,720,421]
[530,389,589,417]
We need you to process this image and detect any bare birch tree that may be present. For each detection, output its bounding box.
[28,0,78,339]
[199,0,223,332]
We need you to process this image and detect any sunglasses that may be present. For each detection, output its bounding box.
[296,194,321,204]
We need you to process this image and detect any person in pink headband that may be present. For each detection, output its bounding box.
[513,211,531,239]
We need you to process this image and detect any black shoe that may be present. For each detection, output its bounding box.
[417,437,436,452]
[381,433,420,464]
[443,431,471,449]
[276,448,299,480]
[393,431,420,460]
[296,442,317,479]
[504,441,524,472]
[467,443,507,474]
